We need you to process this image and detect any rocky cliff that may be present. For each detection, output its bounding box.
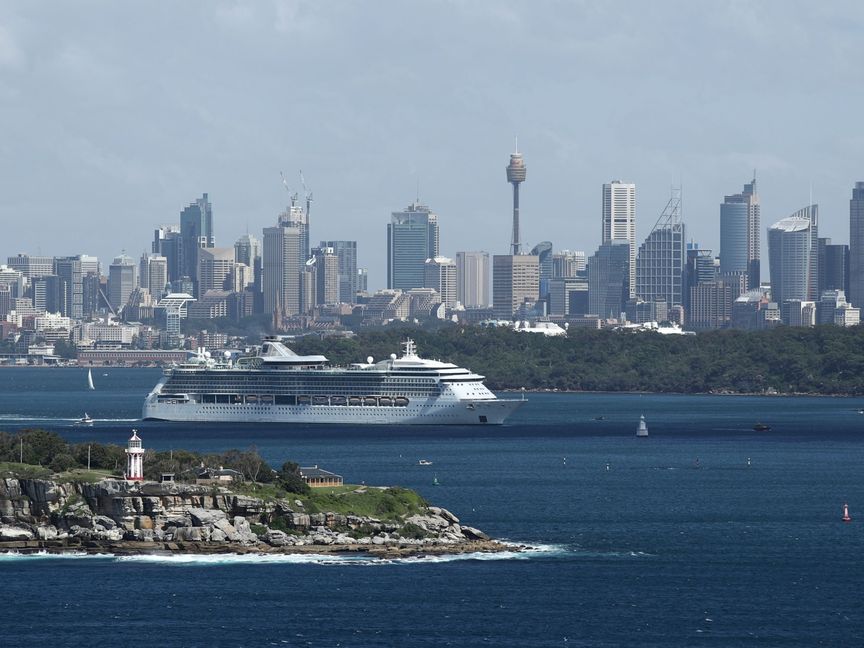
[0,478,502,557]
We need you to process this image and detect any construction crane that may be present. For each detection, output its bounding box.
[299,169,313,218]
[280,171,298,207]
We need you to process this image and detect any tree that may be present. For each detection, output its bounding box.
[278,461,310,495]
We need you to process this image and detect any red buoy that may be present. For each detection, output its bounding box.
[842,503,852,523]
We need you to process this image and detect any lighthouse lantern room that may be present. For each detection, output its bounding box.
[125,429,145,482]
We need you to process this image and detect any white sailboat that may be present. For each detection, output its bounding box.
[636,414,648,437]
[87,369,95,391]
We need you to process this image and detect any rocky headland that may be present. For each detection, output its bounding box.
[0,477,511,558]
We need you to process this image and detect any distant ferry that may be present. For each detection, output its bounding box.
[142,338,525,425]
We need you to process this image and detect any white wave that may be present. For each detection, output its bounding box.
[0,550,91,560]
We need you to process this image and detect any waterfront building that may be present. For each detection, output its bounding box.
[424,257,457,309]
[602,180,637,298]
[492,254,540,319]
[179,194,214,289]
[387,203,439,290]
[768,205,819,319]
[155,292,196,342]
[720,177,760,289]
[320,240,358,304]
[53,256,84,320]
[849,182,864,307]
[587,240,630,319]
[108,255,137,314]
[635,189,685,308]
[817,238,849,295]
[197,247,235,296]
[455,251,490,308]
[263,224,303,316]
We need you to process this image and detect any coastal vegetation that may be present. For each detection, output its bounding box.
[292,325,864,395]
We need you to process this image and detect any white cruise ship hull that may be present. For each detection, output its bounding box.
[142,397,524,425]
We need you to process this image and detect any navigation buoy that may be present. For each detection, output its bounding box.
[842,503,852,523]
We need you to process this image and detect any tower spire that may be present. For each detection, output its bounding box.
[506,146,527,255]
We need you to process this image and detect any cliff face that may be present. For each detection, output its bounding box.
[0,478,491,554]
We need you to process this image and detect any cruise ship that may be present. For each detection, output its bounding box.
[142,338,524,425]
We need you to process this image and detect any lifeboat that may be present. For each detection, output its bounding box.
[364,396,378,406]
[331,396,347,406]
[297,395,311,405]
[394,397,409,407]
[348,396,362,406]
[312,396,329,406]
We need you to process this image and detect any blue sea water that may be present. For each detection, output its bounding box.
[2,367,864,647]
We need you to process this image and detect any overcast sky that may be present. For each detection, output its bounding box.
[1,1,862,288]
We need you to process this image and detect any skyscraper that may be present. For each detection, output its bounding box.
[312,246,340,306]
[848,182,864,307]
[7,254,53,279]
[424,257,457,309]
[768,205,819,311]
[278,202,309,262]
[153,225,182,283]
[720,178,760,289]
[818,238,849,296]
[108,254,137,314]
[320,240,358,304]
[602,181,636,298]
[635,189,685,308]
[588,240,630,319]
[179,193,214,288]
[506,148,527,255]
[492,255,539,319]
[455,251,490,307]
[53,256,83,319]
[263,225,303,316]
[530,241,553,302]
[387,203,439,290]
[197,247,235,296]
[234,234,261,288]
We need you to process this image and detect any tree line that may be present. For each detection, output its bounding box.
[290,324,864,395]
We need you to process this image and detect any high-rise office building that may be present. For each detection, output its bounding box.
[387,203,439,290]
[278,202,309,262]
[552,250,586,279]
[179,193,214,288]
[424,257,457,309]
[145,255,169,300]
[53,256,83,319]
[197,247,235,296]
[234,234,261,288]
[153,225,182,283]
[817,238,849,296]
[588,240,630,319]
[7,254,53,280]
[531,242,553,301]
[602,181,636,298]
[108,255,137,314]
[263,225,303,316]
[684,244,716,316]
[312,247,340,306]
[720,178,760,289]
[635,190,685,307]
[549,277,588,316]
[768,204,819,312]
[357,268,368,293]
[320,240,358,304]
[492,255,539,319]
[455,251,490,308]
[32,275,65,314]
[848,182,864,307]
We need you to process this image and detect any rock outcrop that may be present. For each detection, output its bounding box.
[0,478,507,557]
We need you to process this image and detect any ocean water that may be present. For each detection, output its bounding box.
[1,367,864,647]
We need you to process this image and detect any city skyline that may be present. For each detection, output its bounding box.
[2,3,863,289]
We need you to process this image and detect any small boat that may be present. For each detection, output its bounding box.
[636,414,648,437]
[753,423,771,432]
[87,369,95,391]
[843,503,852,523]
[432,474,440,486]
[418,459,433,466]
[75,413,94,426]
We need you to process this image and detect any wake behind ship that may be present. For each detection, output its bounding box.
[142,338,524,425]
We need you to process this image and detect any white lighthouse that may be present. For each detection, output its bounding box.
[125,429,145,482]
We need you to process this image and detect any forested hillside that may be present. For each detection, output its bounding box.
[292,325,864,395]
